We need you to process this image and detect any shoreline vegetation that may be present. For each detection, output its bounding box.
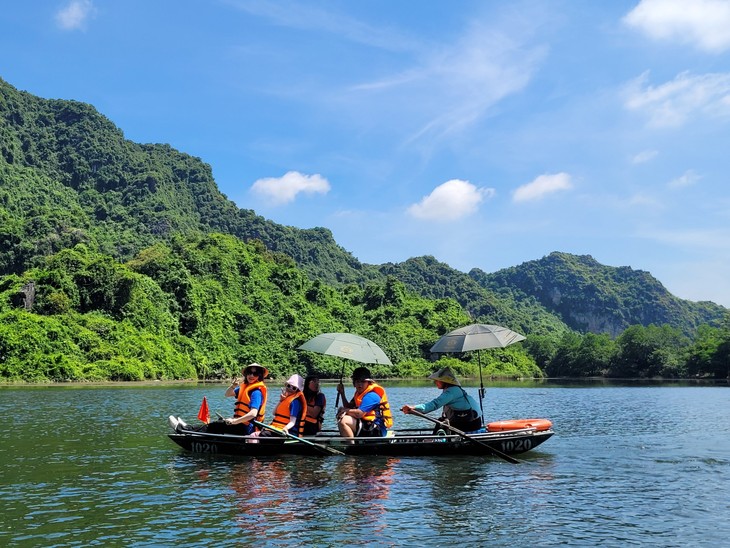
[2,376,726,388]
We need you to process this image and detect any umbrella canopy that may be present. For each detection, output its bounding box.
[430,324,526,354]
[298,333,392,365]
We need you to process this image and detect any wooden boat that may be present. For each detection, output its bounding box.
[167,420,554,458]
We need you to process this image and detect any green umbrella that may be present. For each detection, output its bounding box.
[298,333,392,407]
[430,324,525,354]
[298,332,392,365]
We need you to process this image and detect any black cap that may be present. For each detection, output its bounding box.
[351,366,372,381]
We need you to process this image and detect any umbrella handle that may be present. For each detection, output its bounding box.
[335,363,345,408]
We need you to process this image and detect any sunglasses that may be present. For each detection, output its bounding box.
[285,384,298,391]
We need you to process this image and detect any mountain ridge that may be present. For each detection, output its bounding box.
[1,76,726,340]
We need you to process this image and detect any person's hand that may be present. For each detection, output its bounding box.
[336,382,345,395]
[401,405,414,414]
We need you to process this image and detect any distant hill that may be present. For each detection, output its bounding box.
[376,256,572,337]
[1,77,726,341]
[470,252,726,337]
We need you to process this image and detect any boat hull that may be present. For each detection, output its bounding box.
[168,427,553,458]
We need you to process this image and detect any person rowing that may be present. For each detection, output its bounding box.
[401,366,482,433]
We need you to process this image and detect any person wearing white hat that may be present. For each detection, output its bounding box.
[401,366,482,433]
[258,373,308,437]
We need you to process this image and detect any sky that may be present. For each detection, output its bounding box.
[1,0,729,307]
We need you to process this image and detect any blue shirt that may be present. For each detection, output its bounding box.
[288,398,303,436]
[414,385,481,417]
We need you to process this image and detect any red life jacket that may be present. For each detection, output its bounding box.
[271,391,307,436]
[353,382,393,428]
[234,381,267,424]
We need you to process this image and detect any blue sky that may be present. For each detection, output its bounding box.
[2,0,730,307]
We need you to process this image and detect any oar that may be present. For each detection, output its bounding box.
[410,409,521,464]
[252,420,344,456]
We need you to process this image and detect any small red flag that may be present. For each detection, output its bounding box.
[197,396,210,424]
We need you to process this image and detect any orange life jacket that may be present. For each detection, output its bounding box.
[353,382,393,428]
[271,391,307,436]
[234,381,267,424]
[304,392,326,430]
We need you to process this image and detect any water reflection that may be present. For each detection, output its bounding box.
[183,456,399,540]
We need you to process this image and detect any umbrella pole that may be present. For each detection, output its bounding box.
[478,350,485,427]
[335,362,345,408]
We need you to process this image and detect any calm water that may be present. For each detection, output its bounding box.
[1,381,728,547]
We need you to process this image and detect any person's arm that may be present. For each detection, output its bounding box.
[225,382,241,398]
[338,390,371,420]
[336,383,353,408]
[344,391,380,419]
[403,389,457,414]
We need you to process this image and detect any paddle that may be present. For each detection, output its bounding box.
[409,409,520,464]
[252,420,344,456]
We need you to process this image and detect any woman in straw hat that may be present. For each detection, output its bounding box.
[401,366,482,433]
[168,362,268,435]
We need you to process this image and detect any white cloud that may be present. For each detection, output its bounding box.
[639,226,730,250]
[627,193,663,209]
[347,12,546,147]
[668,169,702,189]
[407,179,494,222]
[624,70,730,127]
[250,171,331,205]
[55,0,94,31]
[513,173,573,203]
[624,0,730,53]
[631,149,658,164]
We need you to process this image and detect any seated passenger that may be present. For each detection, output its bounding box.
[258,374,307,438]
[302,375,326,436]
[336,366,392,440]
[169,363,269,435]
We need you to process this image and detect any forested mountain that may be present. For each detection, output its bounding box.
[376,256,572,337]
[1,77,728,381]
[0,77,374,286]
[471,252,726,337]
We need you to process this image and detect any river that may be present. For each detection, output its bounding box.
[1,381,727,547]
